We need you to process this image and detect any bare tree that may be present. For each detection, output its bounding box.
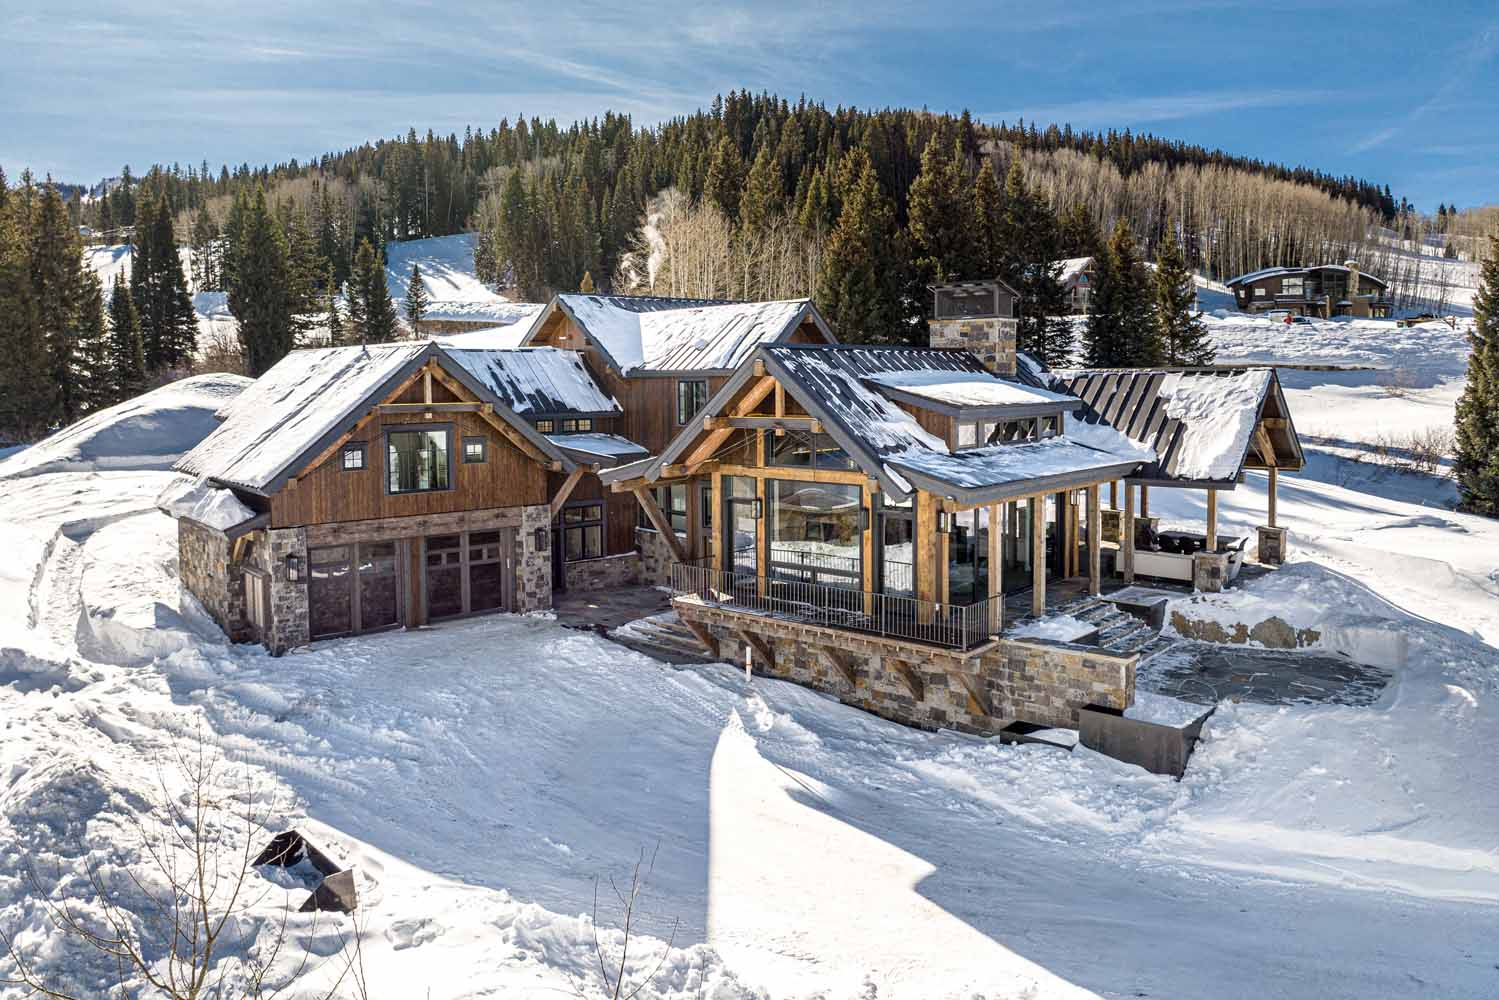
[0,727,369,1000]
[575,843,680,1000]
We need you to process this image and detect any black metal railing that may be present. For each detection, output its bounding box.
[671,562,1000,651]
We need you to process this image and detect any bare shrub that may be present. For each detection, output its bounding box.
[575,843,681,1000]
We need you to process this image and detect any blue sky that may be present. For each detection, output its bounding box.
[4,1,1497,210]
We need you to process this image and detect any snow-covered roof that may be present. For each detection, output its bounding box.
[442,347,620,416]
[889,439,1140,503]
[177,343,579,494]
[863,369,1075,412]
[1225,263,1389,290]
[527,295,831,374]
[155,475,261,534]
[432,326,531,349]
[1056,256,1095,284]
[545,432,650,468]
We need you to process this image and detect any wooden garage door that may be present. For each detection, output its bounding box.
[310,542,403,640]
[424,529,516,621]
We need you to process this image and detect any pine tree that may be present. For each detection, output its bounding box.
[190,209,219,290]
[0,187,50,441]
[350,238,398,344]
[76,272,113,412]
[1059,201,1101,259]
[1455,236,1499,515]
[1085,219,1160,367]
[703,136,745,222]
[227,187,295,376]
[1155,227,1214,366]
[405,262,428,335]
[816,151,912,345]
[971,160,1004,276]
[132,195,197,373]
[907,137,978,284]
[31,183,85,424]
[740,145,783,232]
[579,270,596,293]
[106,274,146,398]
[323,265,345,347]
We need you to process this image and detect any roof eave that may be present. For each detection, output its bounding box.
[891,457,1143,506]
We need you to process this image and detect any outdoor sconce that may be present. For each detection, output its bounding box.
[859,507,871,532]
[936,511,951,534]
[751,499,764,520]
[533,527,550,551]
[285,554,302,582]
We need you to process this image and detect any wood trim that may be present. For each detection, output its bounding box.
[1207,487,1219,551]
[425,364,560,471]
[1030,495,1045,616]
[550,467,587,517]
[1268,466,1278,528]
[706,415,822,433]
[1254,424,1278,466]
[715,464,872,486]
[632,486,689,564]
[684,376,777,471]
[710,469,724,572]
[376,402,483,415]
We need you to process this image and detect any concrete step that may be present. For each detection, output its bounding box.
[608,632,718,665]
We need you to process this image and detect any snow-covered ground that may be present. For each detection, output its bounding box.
[385,233,543,327]
[3,271,1498,996]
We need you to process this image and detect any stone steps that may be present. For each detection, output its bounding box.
[607,613,719,665]
[1054,594,1175,658]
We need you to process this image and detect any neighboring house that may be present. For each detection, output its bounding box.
[1057,257,1096,313]
[515,294,837,587]
[162,342,627,653]
[1226,260,1391,318]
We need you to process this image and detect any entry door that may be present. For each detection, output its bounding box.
[878,511,915,598]
[357,542,400,631]
[425,534,465,619]
[309,545,354,639]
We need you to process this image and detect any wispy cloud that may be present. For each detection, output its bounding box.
[1348,19,1499,154]
[979,90,1334,128]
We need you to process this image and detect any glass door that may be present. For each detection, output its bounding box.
[723,476,758,577]
[1001,500,1033,594]
[879,509,915,598]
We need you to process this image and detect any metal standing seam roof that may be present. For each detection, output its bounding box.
[1225,264,1390,290]
[441,347,622,416]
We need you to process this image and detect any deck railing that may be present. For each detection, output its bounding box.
[670,562,1000,651]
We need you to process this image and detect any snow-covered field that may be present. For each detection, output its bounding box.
[3,277,1497,996]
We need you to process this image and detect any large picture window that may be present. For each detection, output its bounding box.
[677,380,709,425]
[387,428,451,494]
[768,430,854,470]
[769,479,863,590]
[562,502,604,561]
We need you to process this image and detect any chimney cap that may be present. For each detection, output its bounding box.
[1344,258,1359,268]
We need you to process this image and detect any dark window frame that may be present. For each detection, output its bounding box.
[462,435,488,464]
[384,424,455,496]
[535,419,555,433]
[341,442,367,471]
[677,379,709,426]
[765,429,856,471]
[561,500,605,562]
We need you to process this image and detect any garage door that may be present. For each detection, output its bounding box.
[309,542,403,640]
[424,529,515,621]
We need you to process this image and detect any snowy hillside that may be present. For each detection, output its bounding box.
[385,233,543,327]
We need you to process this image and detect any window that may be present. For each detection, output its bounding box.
[1281,277,1304,296]
[1254,287,1268,298]
[341,442,366,471]
[463,436,487,464]
[768,480,863,590]
[560,418,592,433]
[535,419,554,433]
[1039,414,1061,438]
[988,418,1039,445]
[387,428,451,494]
[562,502,604,561]
[768,430,854,470]
[663,484,688,534]
[677,380,709,425]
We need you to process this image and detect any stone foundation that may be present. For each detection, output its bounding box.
[178,518,250,642]
[679,601,1134,733]
[564,552,641,591]
[1257,525,1289,566]
[254,526,310,655]
[635,526,681,588]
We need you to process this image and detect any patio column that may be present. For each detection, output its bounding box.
[1109,480,1119,510]
[1087,484,1102,596]
[1030,495,1045,617]
[988,503,1003,631]
[1122,482,1136,583]
[1206,487,1219,552]
[1140,484,1150,519]
[756,477,769,596]
[916,492,938,622]
[1268,467,1278,528]
[710,471,724,573]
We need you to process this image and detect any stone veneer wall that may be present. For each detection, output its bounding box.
[246,526,309,655]
[178,518,250,643]
[679,602,1134,733]
[635,526,682,588]
[515,503,554,613]
[927,316,1018,377]
[564,552,641,591]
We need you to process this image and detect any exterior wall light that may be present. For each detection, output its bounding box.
[285,554,302,582]
[751,499,764,520]
[533,527,550,551]
[936,511,951,534]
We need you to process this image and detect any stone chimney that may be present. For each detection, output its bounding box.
[927,279,1019,377]
[1345,259,1370,317]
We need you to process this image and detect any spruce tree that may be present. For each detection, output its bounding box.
[133,195,197,373]
[1085,219,1160,367]
[1059,201,1101,259]
[31,184,85,424]
[816,151,911,345]
[106,274,146,398]
[190,209,219,290]
[76,272,112,412]
[1155,227,1214,366]
[405,263,428,335]
[1455,236,1499,515]
[971,160,1003,276]
[323,265,345,347]
[0,189,50,441]
[703,137,745,222]
[350,238,398,344]
[740,145,783,232]
[907,137,977,284]
[228,187,295,376]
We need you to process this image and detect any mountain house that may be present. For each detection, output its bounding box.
[1226,261,1392,318]
[163,283,1303,734]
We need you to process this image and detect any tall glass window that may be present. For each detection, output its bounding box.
[947,508,990,605]
[769,480,862,590]
[387,429,451,493]
[768,430,855,470]
[879,495,915,598]
[724,476,758,575]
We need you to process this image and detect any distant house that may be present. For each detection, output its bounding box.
[1226,261,1391,318]
[1057,257,1096,313]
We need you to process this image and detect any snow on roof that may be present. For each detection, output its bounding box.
[551,295,817,373]
[863,369,1075,409]
[179,343,431,492]
[545,432,650,466]
[442,347,620,416]
[432,326,531,349]
[1226,263,1389,289]
[1056,257,1094,283]
[889,439,1139,494]
[1153,370,1273,480]
[155,475,258,532]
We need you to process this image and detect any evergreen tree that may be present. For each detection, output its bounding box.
[350,238,398,344]
[907,137,978,284]
[31,184,85,424]
[132,194,197,373]
[703,136,745,222]
[740,145,783,232]
[323,265,345,347]
[1084,219,1160,367]
[0,187,50,441]
[1154,227,1214,366]
[405,262,428,335]
[190,209,219,290]
[816,151,912,344]
[1455,236,1499,515]
[579,270,596,293]
[971,160,1004,276]
[75,273,112,412]
[1059,201,1101,259]
[227,187,295,376]
[106,274,146,398]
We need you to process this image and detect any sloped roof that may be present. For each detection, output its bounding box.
[442,347,620,416]
[1225,263,1389,290]
[177,343,578,494]
[545,432,650,468]
[863,369,1074,414]
[889,439,1141,504]
[1056,256,1095,284]
[1054,367,1303,484]
[524,294,832,374]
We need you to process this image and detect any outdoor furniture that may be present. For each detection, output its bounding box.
[1133,548,1195,583]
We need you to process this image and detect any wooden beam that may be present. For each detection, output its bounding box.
[953,672,992,718]
[1122,484,1136,584]
[1262,417,1290,430]
[632,487,689,564]
[710,469,724,572]
[549,466,587,517]
[752,359,766,378]
[423,366,432,405]
[889,658,924,701]
[1254,424,1279,466]
[755,477,769,596]
[1140,484,1150,520]
[715,464,870,486]
[684,376,777,471]
[916,493,939,617]
[1030,496,1045,617]
[820,648,857,688]
[861,483,875,616]
[736,628,773,669]
[987,503,1003,632]
[1268,466,1278,528]
[773,381,785,436]
[681,617,718,657]
[376,401,483,414]
[1206,487,1219,552]
[1087,484,1102,597]
[705,415,822,433]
